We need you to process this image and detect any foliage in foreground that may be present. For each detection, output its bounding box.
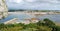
[0,18,60,31]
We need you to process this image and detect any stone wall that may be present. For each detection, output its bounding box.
[0,0,8,19]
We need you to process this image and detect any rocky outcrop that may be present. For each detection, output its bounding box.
[0,0,8,19]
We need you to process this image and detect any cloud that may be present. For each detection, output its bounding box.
[7,0,23,3]
[25,0,36,2]
[6,0,60,10]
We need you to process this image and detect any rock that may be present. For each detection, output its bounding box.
[0,0,8,19]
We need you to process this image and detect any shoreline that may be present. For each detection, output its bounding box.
[8,12,60,15]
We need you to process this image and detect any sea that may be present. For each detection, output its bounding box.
[0,13,60,23]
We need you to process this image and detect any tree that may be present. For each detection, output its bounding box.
[0,23,6,29]
[43,18,55,26]
[37,21,45,26]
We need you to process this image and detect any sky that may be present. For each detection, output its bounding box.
[6,0,60,10]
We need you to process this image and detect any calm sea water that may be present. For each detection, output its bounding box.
[0,14,60,23]
[37,14,60,23]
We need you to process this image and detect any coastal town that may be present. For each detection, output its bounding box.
[0,0,60,31]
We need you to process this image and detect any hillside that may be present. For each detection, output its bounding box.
[0,18,60,31]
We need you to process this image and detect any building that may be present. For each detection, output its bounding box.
[0,0,8,19]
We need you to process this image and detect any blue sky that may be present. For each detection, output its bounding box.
[6,0,60,10]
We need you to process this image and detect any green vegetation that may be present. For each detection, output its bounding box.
[9,9,26,12]
[8,9,60,12]
[0,18,60,31]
